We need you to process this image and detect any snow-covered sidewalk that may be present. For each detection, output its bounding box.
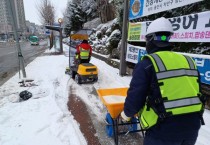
[0,45,209,145]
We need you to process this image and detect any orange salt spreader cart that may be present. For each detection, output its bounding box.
[97,87,145,145]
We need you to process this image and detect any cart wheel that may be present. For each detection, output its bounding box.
[94,76,98,82]
[71,70,76,79]
[106,113,113,137]
[75,74,82,84]
[130,117,138,131]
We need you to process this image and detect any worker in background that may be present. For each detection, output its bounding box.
[121,17,205,145]
[75,39,92,65]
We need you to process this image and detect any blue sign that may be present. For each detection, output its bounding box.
[45,30,51,35]
[129,0,144,20]
[138,48,147,61]
[193,57,210,85]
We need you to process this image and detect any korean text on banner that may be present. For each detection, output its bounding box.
[126,44,146,63]
[128,11,210,43]
[128,21,146,42]
[128,23,142,41]
[193,57,210,85]
[129,0,203,20]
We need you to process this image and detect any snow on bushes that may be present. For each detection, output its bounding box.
[88,18,122,58]
[96,31,102,39]
[105,28,112,36]
[106,29,121,49]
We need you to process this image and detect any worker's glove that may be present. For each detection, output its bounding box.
[120,111,131,123]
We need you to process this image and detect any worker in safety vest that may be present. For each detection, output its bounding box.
[75,39,92,64]
[121,17,205,145]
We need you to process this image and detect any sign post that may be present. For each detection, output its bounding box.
[58,18,63,53]
[119,0,129,76]
[6,0,26,78]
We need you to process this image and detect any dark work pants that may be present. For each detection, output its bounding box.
[144,136,197,145]
[74,58,90,67]
[79,59,90,64]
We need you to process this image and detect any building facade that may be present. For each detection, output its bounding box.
[0,0,12,39]
[0,0,26,40]
[14,0,26,33]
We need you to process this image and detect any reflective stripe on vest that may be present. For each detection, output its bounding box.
[157,69,198,80]
[164,97,201,109]
[150,54,166,71]
[184,55,196,69]
[150,53,197,72]
[79,47,90,59]
[139,51,202,129]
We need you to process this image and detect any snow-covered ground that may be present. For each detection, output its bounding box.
[0,44,209,145]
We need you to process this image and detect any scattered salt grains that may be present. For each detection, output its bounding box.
[103,95,126,104]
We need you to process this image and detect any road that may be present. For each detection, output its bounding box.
[0,40,48,86]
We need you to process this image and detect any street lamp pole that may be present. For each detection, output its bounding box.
[6,0,26,78]
[58,18,63,54]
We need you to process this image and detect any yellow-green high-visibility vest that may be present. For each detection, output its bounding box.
[76,47,90,59]
[139,51,203,130]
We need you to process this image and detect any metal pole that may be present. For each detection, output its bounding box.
[58,19,63,54]
[69,31,71,68]
[7,0,26,78]
[119,0,129,76]
[59,27,63,54]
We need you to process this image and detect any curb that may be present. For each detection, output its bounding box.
[92,53,120,69]
[92,52,134,75]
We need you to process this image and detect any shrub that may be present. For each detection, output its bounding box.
[107,29,121,49]
[96,31,102,39]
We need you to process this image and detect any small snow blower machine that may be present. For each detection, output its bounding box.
[70,63,98,84]
[66,29,97,84]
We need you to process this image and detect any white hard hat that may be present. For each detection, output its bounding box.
[146,17,174,37]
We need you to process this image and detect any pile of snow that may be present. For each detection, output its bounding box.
[0,54,87,145]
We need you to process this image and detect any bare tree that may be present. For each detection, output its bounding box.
[36,0,55,25]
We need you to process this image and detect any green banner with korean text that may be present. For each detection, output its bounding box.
[128,23,142,41]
